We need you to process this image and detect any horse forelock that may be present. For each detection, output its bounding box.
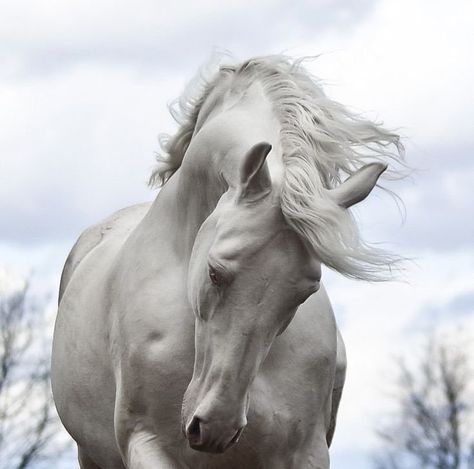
[149,54,406,280]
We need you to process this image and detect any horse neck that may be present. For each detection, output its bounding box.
[144,160,222,262]
[147,84,282,262]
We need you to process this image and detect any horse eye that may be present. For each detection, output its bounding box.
[209,267,220,286]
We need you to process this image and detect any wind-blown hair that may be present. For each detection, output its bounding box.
[149,55,405,280]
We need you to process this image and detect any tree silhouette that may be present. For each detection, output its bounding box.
[374,337,474,469]
[0,282,69,469]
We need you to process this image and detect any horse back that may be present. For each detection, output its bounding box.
[58,202,152,304]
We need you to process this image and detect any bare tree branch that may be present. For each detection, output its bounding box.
[0,283,71,469]
[374,335,473,469]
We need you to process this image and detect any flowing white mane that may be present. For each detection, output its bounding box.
[149,55,405,280]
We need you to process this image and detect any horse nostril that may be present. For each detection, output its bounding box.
[230,426,244,445]
[186,416,201,441]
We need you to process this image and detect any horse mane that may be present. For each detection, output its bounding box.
[149,55,406,281]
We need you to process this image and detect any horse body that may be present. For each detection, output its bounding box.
[52,56,402,468]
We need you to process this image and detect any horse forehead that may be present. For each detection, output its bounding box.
[218,201,284,240]
[213,203,309,264]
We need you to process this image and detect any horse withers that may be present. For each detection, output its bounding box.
[52,56,403,469]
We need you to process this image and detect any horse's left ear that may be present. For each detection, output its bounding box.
[329,162,387,208]
[239,142,272,200]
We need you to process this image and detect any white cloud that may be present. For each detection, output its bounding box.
[0,267,26,294]
[298,0,474,147]
[0,63,182,241]
[0,0,377,78]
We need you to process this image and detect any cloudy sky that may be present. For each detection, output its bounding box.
[1,0,473,467]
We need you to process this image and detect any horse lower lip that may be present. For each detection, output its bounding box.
[189,441,228,454]
[189,440,213,453]
[187,428,244,453]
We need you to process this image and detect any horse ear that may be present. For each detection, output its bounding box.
[329,162,387,208]
[239,142,272,200]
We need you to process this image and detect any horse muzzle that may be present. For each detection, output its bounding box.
[184,414,245,453]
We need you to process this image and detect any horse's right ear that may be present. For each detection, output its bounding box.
[328,162,387,209]
[239,142,272,201]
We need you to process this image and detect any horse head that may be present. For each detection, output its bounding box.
[181,141,386,453]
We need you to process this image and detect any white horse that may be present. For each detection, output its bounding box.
[52,56,403,469]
